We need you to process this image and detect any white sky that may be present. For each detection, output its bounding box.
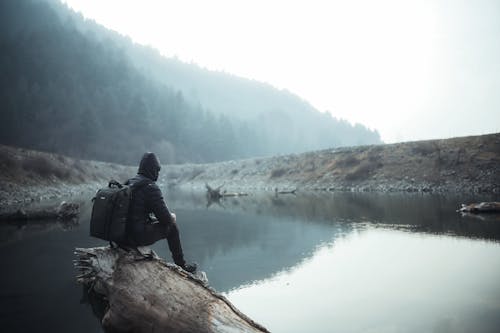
[61,0,500,143]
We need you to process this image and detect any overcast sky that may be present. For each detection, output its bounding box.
[61,0,500,143]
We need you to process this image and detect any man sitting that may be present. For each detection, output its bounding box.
[125,152,196,273]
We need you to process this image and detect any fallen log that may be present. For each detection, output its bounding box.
[221,191,249,197]
[274,187,297,195]
[0,201,79,222]
[206,183,248,199]
[458,202,500,214]
[74,246,270,333]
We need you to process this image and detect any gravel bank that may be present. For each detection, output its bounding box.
[162,133,500,194]
[1,133,499,212]
[0,144,135,210]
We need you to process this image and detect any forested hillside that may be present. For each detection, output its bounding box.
[0,0,381,165]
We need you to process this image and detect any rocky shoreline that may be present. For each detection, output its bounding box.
[167,166,498,195]
[0,181,103,209]
[0,144,135,211]
[1,133,499,212]
[163,133,500,194]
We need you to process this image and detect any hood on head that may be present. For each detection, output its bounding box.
[138,152,161,181]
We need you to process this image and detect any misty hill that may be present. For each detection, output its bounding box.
[0,0,380,165]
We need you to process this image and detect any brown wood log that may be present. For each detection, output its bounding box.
[74,246,270,333]
[458,202,500,214]
[274,187,297,195]
[0,201,79,221]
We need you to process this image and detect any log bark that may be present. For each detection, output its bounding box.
[74,246,270,333]
[458,202,500,213]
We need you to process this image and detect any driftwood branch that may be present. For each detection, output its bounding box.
[0,201,79,222]
[206,183,248,200]
[74,246,270,333]
[458,202,500,214]
[274,187,297,195]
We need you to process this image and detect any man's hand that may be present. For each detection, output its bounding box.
[170,212,176,223]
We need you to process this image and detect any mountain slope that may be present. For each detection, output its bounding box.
[0,0,381,165]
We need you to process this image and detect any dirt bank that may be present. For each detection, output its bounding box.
[163,133,500,194]
[1,133,499,211]
[0,144,134,209]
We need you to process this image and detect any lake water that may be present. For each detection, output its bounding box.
[1,190,500,333]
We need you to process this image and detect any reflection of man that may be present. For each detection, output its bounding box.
[124,152,196,273]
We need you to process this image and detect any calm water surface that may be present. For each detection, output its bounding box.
[1,190,500,333]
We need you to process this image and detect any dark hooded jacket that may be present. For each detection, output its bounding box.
[126,153,174,241]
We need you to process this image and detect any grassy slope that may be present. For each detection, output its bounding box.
[0,144,135,206]
[165,133,500,193]
[1,133,499,208]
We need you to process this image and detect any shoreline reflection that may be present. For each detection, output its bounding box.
[166,189,500,242]
[225,229,500,333]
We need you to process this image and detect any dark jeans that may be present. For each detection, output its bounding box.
[127,222,185,266]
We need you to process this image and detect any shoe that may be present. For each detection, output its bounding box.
[182,263,197,273]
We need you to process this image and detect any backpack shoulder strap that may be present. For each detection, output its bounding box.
[130,178,152,192]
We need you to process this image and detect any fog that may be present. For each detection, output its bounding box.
[62,0,500,143]
[2,0,498,165]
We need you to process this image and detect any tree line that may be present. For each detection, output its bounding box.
[0,0,381,165]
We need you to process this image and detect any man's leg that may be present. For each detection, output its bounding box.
[133,222,166,246]
[165,223,185,267]
[138,222,196,272]
[165,223,197,273]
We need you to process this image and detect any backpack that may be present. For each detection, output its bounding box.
[89,179,149,243]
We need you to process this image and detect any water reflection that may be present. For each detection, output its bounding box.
[160,190,500,332]
[0,201,104,333]
[226,229,500,333]
[150,207,352,292]
[0,199,83,247]
[167,190,500,242]
[1,190,499,333]
[147,190,500,294]
[0,217,80,247]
